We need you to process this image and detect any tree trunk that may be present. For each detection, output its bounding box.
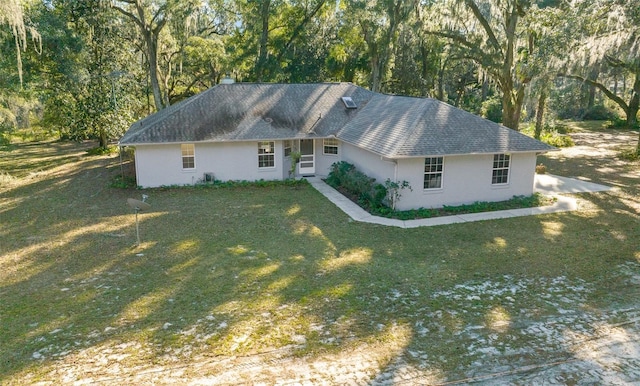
[370,46,382,92]
[502,93,517,129]
[628,75,639,128]
[112,1,167,112]
[481,76,489,102]
[560,73,638,129]
[586,67,599,110]
[99,129,108,149]
[535,89,547,140]
[144,31,165,111]
[500,5,520,130]
[256,0,271,82]
[437,67,444,101]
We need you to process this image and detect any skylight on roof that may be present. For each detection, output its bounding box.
[341,96,357,109]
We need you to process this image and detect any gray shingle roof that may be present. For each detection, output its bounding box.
[120,83,556,157]
[337,95,557,157]
[119,83,374,144]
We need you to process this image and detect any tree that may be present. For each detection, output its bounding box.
[520,4,569,138]
[110,0,203,111]
[346,0,417,92]
[0,0,40,87]
[425,0,560,129]
[161,1,230,102]
[33,0,141,148]
[228,0,331,82]
[110,0,170,111]
[559,0,639,134]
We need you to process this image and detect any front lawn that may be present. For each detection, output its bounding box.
[1,126,639,384]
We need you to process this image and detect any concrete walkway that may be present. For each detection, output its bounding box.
[306,174,612,228]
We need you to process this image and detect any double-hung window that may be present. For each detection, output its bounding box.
[424,157,444,189]
[323,138,339,155]
[258,141,275,168]
[181,144,195,169]
[492,154,510,184]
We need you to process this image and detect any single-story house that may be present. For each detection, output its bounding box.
[119,82,556,210]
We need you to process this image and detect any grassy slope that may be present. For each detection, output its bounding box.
[0,127,639,383]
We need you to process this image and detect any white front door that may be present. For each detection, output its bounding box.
[298,139,315,176]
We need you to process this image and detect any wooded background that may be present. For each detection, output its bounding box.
[0,0,638,151]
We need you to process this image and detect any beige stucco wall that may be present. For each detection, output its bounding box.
[314,139,342,177]
[393,153,537,210]
[133,140,538,210]
[134,142,285,187]
[339,142,537,210]
[340,142,396,182]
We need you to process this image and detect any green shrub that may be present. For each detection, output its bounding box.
[0,132,10,146]
[480,97,503,123]
[326,161,386,209]
[522,122,574,147]
[583,105,618,121]
[87,145,119,156]
[539,131,574,147]
[548,121,572,134]
[607,118,640,130]
[325,161,355,187]
[111,174,137,189]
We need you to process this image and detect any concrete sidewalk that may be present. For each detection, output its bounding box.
[306,174,612,228]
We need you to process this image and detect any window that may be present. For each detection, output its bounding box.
[492,154,510,184]
[284,140,292,157]
[181,144,195,169]
[258,141,275,168]
[323,138,338,155]
[424,157,444,189]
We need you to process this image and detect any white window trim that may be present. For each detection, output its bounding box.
[258,141,276,169]
[181,143,196,171]
[323,138,339,155]
[491,153,511,185]
[423,156,444,191]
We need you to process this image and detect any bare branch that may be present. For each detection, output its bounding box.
[464,0,501,54]
[558,73,629,110]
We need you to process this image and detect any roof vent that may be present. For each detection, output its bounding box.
[341,96,357,109]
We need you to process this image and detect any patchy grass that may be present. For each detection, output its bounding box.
[1,127,640,384]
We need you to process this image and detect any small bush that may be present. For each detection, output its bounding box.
[326,161,386,210]
[325,161,355,187]
[87,146,119,156]
[522,122,574,147]
[539,131,574,147]
[549,121,572,134]
[607,118,640,130]
[583,105,618,121]
[0,133,10,147]
[111,174,137,189]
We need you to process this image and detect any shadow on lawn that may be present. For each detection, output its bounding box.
[1,135,639,383]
